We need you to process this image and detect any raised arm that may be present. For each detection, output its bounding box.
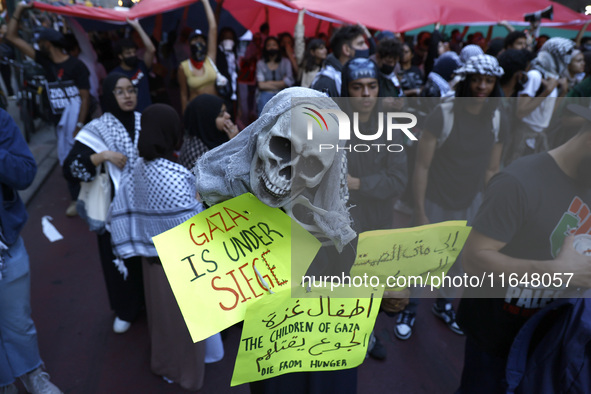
[575,21,591,48]
[6,2,36,60]
[127,18,156,69]
[294,10,306,67]
[202,0,217,60]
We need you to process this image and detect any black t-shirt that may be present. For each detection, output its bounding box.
[423,104,506,210]
[35,50,90,121]
[398,66,424,91]
[35,50,90,89]
[458,153,591,358]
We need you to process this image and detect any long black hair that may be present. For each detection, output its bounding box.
[453,73,502,120]
[302,38,326,72]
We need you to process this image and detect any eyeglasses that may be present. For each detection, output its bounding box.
[113,87,138,96]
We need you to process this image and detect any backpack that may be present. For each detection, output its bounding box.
[436,98,501,148]
[505,294,591,394]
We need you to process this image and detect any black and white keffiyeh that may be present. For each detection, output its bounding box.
[531,37,575,79]
[108,158,204,272]
[75,112,141,192]
[454,54,504,80]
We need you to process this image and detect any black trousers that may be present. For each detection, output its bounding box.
[97,231,144,322]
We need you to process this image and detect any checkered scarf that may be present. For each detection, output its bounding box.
[454,54,504,80]
[531,37,575,79]
[108,158,204,271]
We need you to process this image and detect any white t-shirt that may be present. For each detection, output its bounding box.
[518,69,558,133]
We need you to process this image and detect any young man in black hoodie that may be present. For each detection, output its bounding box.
[311,25,369,97]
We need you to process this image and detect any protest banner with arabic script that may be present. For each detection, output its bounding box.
[350,221,471,289]
[153,193,321,342]
[231,286,383,386]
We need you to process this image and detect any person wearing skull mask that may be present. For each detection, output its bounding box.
[111,18,156,113]
[178,0,218,113]
[194,86,358,394]
[255,36,295,115]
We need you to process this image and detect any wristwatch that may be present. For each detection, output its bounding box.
[76,122,84,129]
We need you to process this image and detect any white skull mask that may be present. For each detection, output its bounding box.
[250,103,339,208]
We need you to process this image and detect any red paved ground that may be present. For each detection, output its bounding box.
[19,166,464,393]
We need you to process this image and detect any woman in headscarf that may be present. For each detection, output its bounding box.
[178,94,238,170]
[63,73,144,334]
[108,104,215,391]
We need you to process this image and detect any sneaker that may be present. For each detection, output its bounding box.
[65,201,77,217]
[432,303,464,335]
[20,367,62,394]
[0,384,17,394]
[113,317,131,333]
[367,333,387,360]
[394,310,415,340]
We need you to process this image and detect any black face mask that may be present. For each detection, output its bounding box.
[191,42,207,62]
[264,49,280,59]
[380,64,395,75]
[353,48,370,59]
[123,56,138,68]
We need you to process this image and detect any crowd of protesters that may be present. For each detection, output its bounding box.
[1,0,591,392]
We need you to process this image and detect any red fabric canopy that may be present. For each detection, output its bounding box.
[32,0,591,33]
[285,0,591,31]
[32,0,334,35]
[222,0,336,36]
[33,0,200,23]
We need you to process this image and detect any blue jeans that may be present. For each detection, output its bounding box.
[0,237,42,386]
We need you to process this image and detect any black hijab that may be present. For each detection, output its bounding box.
[184,94,228,149]
[139,104,183,162]
[101,73,136,137]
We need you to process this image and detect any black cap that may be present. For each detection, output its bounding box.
[188,28,207,41]
[36,28,65,47]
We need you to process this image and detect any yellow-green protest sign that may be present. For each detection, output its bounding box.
[153,193,321,342]
[231,286,383,386]
[350,221,471,289]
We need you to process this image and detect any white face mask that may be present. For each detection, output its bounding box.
[222,39,235,52]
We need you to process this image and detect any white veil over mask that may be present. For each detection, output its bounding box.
[194,87,356,251]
